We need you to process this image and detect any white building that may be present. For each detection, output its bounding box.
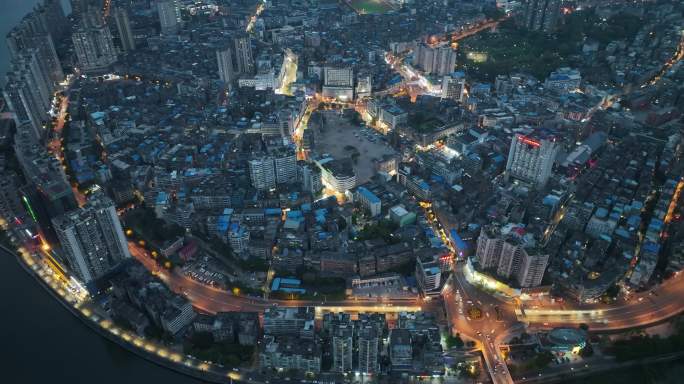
[324,66,353,87]
[216,47,234,85]
[414,42,457,76]
[356,186,381,217]
[72,10,118,72]
[544,67,581,93]
[259,336,321,374]
[332,325,353,372]
[441,72,466,102]
[322,66,354,100]
[273,149,297,184]
[299,163,323,196]
[317,158,356,193]
[263,307,315,338]
[379,104,407,131]
[506,134,559,188]
[416,256,442,294]
[157,0,180,35]
[161,296,196,335]
[228,223,250,253]
[234,35,255,74]
[475,225,549,288]
[358,327,380,374]
[356,73,372,99]
[52,195,131,284]
[249,157,276,190]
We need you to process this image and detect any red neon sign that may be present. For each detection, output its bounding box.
[518,136,541,148]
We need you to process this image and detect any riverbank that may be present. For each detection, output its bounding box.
[1,244,243,383]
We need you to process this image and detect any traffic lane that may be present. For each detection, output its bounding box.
[443,289,514,383]
[528,301,682,331]
[133,241,426,314]
[451,269,517,324]
[523,299,682,329]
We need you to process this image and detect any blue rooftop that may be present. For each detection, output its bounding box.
[358,186,381,204]
[450,229,468,251]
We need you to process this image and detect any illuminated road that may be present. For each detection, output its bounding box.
[444,269,517,384]
[48,78,87,208]
[379,17,507,97]
[245,1,266,33]
[129,242,423,315]
[519,271,684,331]
[641,33,684,88]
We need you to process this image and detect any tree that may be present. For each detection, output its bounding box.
[533,351,554,369]
[446,333,465,349]
[580,344,594,358]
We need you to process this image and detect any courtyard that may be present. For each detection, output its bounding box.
[312,110,397,185]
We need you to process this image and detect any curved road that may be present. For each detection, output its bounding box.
[129,242,423,314]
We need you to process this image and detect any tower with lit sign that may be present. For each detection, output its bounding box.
[505,134,559,188]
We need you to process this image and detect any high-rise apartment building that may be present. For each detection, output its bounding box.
[6,5,65,88]
[416,255,442,293]
[332,325,353,372]
[234,35,255,74]
[389,328,412,370]
[70,0,99,18]
[475,225,549,288]
[37,0,69,40]
[72,10,118,72]
[517,250,550,287]
[248,157,277,191]
[3,49,54,140]
[112,7,136,52]
[52,195,131,284]
[158,0,180,35]
[522,0,561,32]
[356,73,372,99]
[273,149,297,185]
[324,66,353,87]
[299,162,323,196]
[441,72,466,102]
[14,128,77,222]
[216,46,235,85]
[414,42,457,76]
[505,134,559,188]
[357,326,380,374]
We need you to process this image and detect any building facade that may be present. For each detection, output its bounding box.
[72,10,118,72]
[158,0,180,35]
[52,195,131,284]
[522,0,562,32]
[506,134,559,188]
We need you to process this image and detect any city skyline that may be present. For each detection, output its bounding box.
[1,1,683,383]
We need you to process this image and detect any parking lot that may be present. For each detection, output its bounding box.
[181,256,234,289]
[314,111,397,184]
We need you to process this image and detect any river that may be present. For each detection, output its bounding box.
[0,0,48,82]
[0,248,206,383]
[1,2,202,382]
